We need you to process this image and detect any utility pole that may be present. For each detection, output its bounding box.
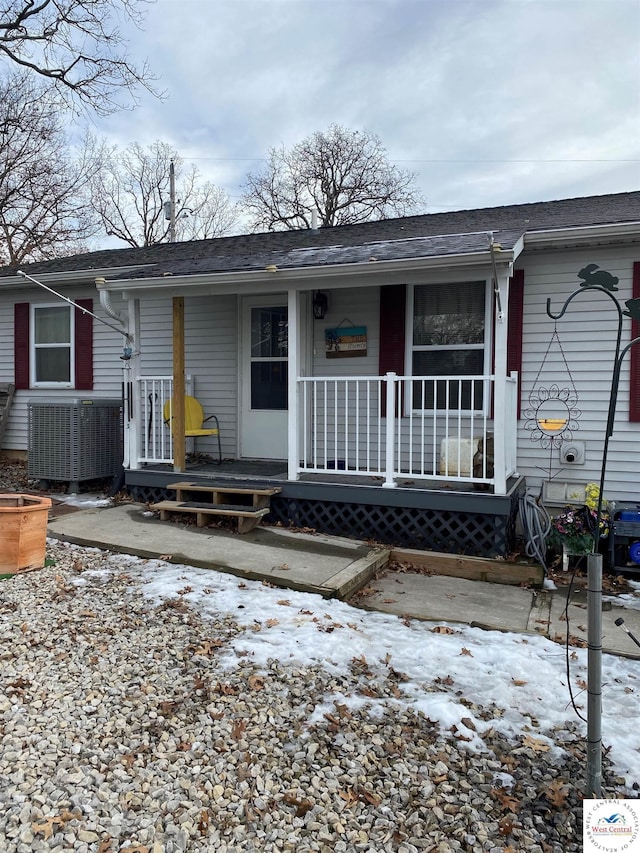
[167,159,176,242]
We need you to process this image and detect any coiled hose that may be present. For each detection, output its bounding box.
[519,492,551,572]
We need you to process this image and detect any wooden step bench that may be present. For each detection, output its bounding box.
[152,481,282,534]
[151,500,271,534]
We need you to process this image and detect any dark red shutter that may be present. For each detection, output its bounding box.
[14,302,30,389]
[507,268,525,418]
[630,262,640,422]
[379,284,406,415]
[74,299,94,390]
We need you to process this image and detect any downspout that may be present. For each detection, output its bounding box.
[95,277,134,473]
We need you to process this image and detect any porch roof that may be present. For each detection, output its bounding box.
[104,227,526,282]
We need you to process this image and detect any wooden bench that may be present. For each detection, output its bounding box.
[150,481,282,534]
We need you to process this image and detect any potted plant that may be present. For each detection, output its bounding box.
[546,483,610,557]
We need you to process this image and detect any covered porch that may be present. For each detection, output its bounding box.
[129,369,518,492]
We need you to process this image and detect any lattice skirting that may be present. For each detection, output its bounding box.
[128,485,519,558]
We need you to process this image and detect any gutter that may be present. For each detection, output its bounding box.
[524,220,640,248]
[0,263,156,290]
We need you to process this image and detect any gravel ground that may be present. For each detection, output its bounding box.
[1,539,624,853]
[0,456,631,851]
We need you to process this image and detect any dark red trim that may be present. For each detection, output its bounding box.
[74,298,94,390]
[630,262,640,422]
[507,268,525,418]
[379,284,406,415]
[14,302,30,389]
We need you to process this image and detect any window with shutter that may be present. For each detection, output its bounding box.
[14,298,93,390]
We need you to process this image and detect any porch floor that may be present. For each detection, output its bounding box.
[137,457,503,495]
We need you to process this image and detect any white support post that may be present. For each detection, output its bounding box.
[492,273,510,494]
[287,289,299,481]
[383,372,397,488]
[126,297,141,470]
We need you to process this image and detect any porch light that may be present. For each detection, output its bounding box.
[312,291,328,320]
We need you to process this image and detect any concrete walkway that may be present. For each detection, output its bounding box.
[46,502,640,659]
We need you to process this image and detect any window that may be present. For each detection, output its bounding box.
[32,304,74,386]
[14,299,93,391]
[249,305,288,410]
[410,281,488,409]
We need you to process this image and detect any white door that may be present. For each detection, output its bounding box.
[241,298,288,459]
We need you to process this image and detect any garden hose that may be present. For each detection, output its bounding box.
[519,492,551,572]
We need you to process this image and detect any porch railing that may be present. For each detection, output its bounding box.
[298,373,518,489]
[132,373,518,490]
[135,376,193,464]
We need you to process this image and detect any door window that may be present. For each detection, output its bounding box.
[250,306,288,410]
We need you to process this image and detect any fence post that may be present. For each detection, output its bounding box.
[383,372,397,488]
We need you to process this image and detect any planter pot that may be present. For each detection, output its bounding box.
[0,494,51,573]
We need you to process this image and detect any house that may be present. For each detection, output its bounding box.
[1,190,639,557]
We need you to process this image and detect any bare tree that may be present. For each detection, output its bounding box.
[242,124,424,231]
[0,71,105,265]
[90,140,238,247]
[0,0,158,114]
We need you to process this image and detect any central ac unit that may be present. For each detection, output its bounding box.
[28,398,123,490]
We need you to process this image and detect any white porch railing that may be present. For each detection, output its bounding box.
[135,376,194,464]
[132,373,518,491]
[298,373,518,490]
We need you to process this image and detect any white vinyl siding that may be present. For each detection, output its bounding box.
[138,294,239,459]
[517,247,640,503]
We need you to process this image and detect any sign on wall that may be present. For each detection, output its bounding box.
[325,326,367,358]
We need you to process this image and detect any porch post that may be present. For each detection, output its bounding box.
[287,289,299,481]
[493,272,510,495]
[172,297,186,473]
[382,372,397,488]
[125,297,141,470]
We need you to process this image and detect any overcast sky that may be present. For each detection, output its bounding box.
[91,0,639,224]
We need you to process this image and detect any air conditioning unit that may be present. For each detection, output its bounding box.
[28,398,123,490]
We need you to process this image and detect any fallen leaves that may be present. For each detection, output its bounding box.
[283,792,314,817]
[492,787,521,813]
[522,734,550,753]
[32,809,77,840]
[193,638,224,656]
[544,779,570,807]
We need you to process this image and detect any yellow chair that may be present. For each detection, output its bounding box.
[163,395,222,464]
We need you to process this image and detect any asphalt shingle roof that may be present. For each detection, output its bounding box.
[2,190,638,281]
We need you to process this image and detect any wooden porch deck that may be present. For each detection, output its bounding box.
[125,460,525,559]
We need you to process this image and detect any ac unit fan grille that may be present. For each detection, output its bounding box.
[28,400,123,482]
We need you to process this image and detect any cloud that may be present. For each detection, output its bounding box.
[93,0,640,217]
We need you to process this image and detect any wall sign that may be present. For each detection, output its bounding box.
[325,326,367,358]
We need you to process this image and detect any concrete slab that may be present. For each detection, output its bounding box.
[353,571,536,633]
[45,502,640,660]
[46,503,386,599]
[547,589,640,659]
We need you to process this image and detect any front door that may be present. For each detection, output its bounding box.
[241,298,288,459]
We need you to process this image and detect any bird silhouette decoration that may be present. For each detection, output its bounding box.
[577,263,619,291]
[623,298,640,321]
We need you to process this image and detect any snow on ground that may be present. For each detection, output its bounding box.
[66,544,640,792]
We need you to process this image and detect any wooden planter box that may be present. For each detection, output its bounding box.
[0,494,51,573]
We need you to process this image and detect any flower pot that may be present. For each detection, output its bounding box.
[0,494,51,573]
